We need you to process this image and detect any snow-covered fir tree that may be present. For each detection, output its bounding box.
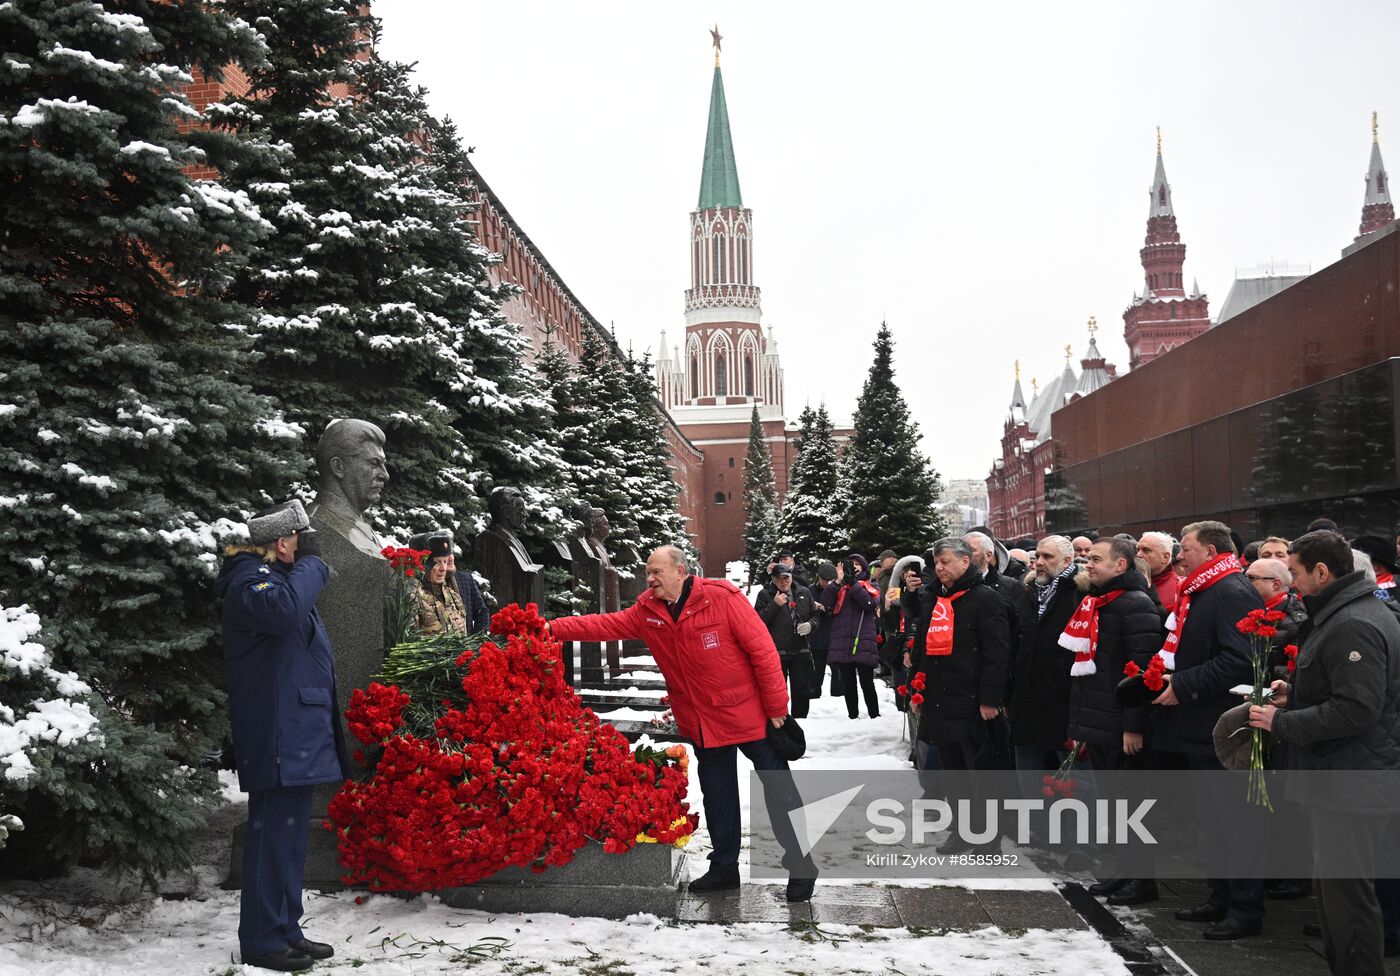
[742,406,780,584]
[218,4,569,541]
[545,327,642,573]
[842,323,947,556]
[0,0,306,876]
[620,350,695,562]
[777,404,847,566]
[541,330,694,577]
[0,605,102,852]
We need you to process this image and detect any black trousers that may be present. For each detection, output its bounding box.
[780,654,813,719]
[832,662,879,718]
[694,736,815,876]
[1312,807,1390,976]
[811,646,844,697]
[1186,751,1265,925]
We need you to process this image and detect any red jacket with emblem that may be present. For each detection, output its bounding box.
[550,576,788,747]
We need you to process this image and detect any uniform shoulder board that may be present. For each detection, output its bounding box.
[258,565,271,575]
[250,580,273,592]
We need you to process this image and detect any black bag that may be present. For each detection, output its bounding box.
[766,715,806,762]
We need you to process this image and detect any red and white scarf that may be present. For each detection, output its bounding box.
[1059,590,1125,675]
[924,589,969,657]
[1158,553,1243,669]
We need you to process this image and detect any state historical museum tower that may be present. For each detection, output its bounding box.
[1122,131,1211,370]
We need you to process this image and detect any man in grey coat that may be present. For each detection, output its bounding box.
[1250,529,1400,976]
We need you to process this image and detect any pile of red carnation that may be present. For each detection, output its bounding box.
[327,603,697,892]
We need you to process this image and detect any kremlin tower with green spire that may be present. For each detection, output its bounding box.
[655,28,794,572]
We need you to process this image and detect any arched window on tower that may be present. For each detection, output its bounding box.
[744,353,754,396]
[1380,173,1388,194]
[1170,304,1178,319]
[689,354,699,397]
[715,354,728,396]
[712,233,726,283]
[1158,186,1167,207]
[738,234,748,283]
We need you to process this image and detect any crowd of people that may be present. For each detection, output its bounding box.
[214,497,1400,974]
[752,518,1400,974]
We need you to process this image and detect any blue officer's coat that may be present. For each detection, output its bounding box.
[215,552,351,792]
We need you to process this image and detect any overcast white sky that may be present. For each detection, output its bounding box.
[375,1,1399,482]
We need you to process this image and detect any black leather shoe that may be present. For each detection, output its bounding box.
[243,946,314,972]
[1303,922,1322,938]
[786,877,816,902]
[290,938,333,960]
[1088,878,1129,897]
[688,864,740,893]
[1108,880,1160,906]
[1265,880,1312,900]
[1203,917,1262,941]
[1175,903,1227,923]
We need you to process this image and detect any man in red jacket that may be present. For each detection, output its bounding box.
[550,545,817,901]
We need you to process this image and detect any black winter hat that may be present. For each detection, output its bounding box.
[409,530,454,563]
[816,561,837,582]
[1352,535,1399,573]
[766,716,806,762]
[770,564,793,579]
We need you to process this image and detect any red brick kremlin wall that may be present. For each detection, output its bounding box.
[1054,225,1400,465]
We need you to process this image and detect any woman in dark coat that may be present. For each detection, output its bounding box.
[821,552,881,718]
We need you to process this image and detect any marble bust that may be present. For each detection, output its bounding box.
[305,419,392,806]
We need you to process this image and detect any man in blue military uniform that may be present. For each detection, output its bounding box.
[215,499,350,972]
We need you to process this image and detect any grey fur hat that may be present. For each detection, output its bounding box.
[248,499,311,545]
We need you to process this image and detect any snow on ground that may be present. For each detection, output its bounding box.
[0,661,1116,975]
[0,889,1127,976]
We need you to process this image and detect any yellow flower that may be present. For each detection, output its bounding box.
[634,833,658,844]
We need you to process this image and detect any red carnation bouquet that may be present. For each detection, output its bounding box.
[1232,608,1289,811]
[327,603,696,891]
[381,545,430,649]
[1042,740,1087,799]
[895,669,926,708]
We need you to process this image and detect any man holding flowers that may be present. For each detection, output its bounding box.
[1248,529,1400,976]
[1151,520,1266,940]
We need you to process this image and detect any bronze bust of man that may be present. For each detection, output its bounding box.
[307,419,389,557]
[473,486,543,608]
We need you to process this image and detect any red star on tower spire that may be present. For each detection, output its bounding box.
[710,25,722,65]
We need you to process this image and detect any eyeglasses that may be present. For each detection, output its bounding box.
[1245,575,1278,583]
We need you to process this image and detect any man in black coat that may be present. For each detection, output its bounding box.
[1067,537,1165,906]
[910,537,1011,852]
[966,530,1033,770]
[1252,530,1400,975]
[755,564,816,718]
[1153,520,1266,940]
[1009,535,1080,774]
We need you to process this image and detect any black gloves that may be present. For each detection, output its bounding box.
[294,529,322,563]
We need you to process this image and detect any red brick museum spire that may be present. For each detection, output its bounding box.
[1358,111,1395,241]
[1122,129,1211,370]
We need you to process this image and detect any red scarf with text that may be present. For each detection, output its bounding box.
[1158,553,1243,669]
[1378,570,1395,590]
[1059,590,1126,676]
[924,589,969,657]
[1265,592,1288,612]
